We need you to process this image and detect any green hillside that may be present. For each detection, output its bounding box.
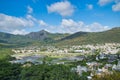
[0,32,34,47]
[0,30,69,47]
[56,27,120,46]
[0,27,120,47]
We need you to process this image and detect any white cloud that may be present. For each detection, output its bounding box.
[38,20,48,27]
[98,0,113,6]
[112,2,120,11]
[11,29,28,35]
[0,13,110,35]
[87,4,93,10]
[0,13,35,35]
[47,1,74,16]
[0,13,34,31]
[26,14,37,22]
[27,6,33,14]
[60,19,84,33]
[61,19,78,27]
[98,0,120,12]
[60,19,110,33]
[0,13,51,35]
[86,22,109,32]
[29,19,110,33]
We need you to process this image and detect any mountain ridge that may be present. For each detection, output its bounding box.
[56,27,120,46]
[26,30,70,41]
[0,27,120,47]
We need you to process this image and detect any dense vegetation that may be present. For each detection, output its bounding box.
[0,60,21,80]
[0,48,20,80]
[20,64,82,80]
[0,60,82,80]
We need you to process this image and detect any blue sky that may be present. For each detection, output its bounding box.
[0,0,120,35]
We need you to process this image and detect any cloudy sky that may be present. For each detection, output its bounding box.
[0,0,120,35]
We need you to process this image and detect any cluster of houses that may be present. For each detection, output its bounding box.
[112,61,120,71]
[72,60,120,80]
[12,47,40,54]
[12,43,120,55]
[96,53,119,62]
[70,43,120,54]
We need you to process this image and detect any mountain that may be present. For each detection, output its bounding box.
[26,30,49,41]
[26,30,69,41]
[56,27,120,46]
[0,30,69,47]
[0,27,120,47]
[0,32,34,47]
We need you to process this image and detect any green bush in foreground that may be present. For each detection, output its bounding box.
[0,60,21,80]
[20,64,81,80]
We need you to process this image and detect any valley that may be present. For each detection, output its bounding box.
[7,43,120,80]
[0,27,120,80]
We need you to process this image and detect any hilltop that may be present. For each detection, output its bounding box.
[26,30,69,41]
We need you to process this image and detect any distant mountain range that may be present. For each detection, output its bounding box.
[0,27,120,47]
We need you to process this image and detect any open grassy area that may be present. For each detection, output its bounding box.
[0,48,14,60]
[38,51,80,58]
